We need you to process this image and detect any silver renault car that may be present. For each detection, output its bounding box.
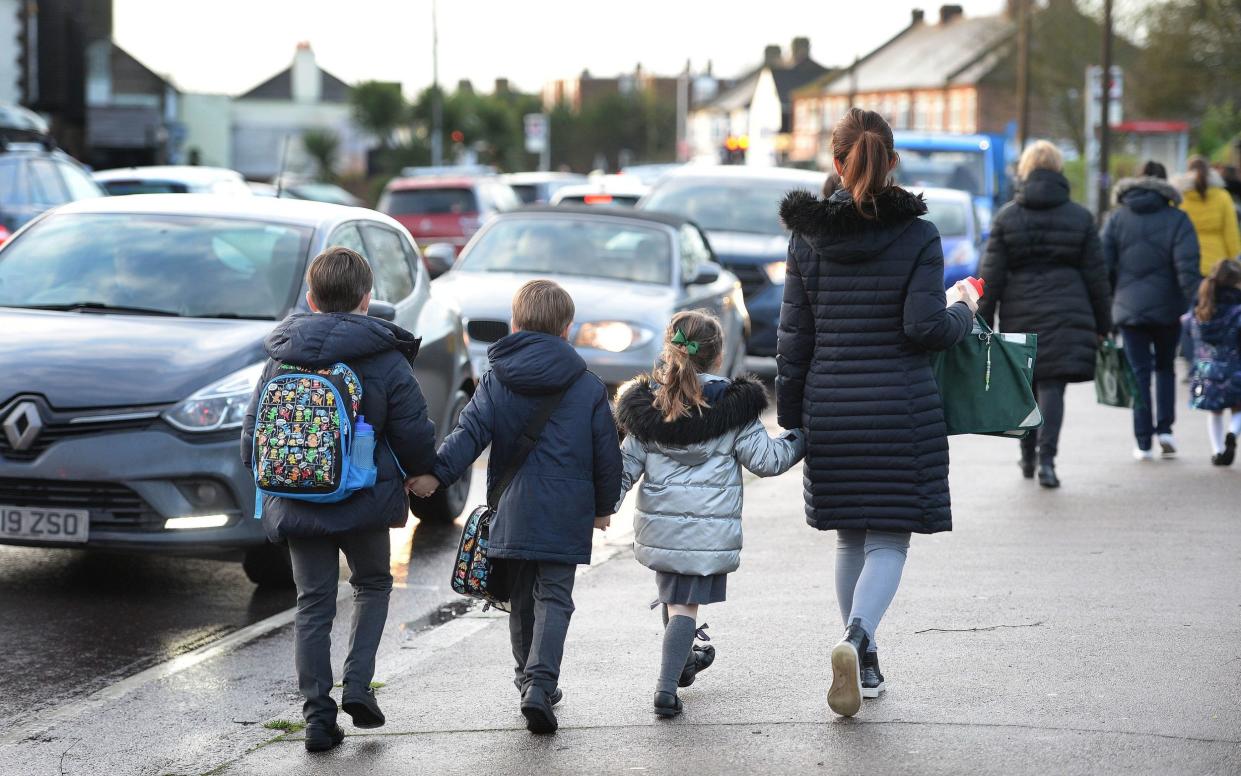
[0,195,474,585]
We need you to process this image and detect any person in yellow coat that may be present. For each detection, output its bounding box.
[1178,157,1241,276]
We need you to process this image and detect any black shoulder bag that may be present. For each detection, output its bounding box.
[450,387,567,611]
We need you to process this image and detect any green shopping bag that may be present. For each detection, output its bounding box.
[1095,339,1141,409]
[930,316,1043,438]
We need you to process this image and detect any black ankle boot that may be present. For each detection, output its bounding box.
[861,651,885,698]
[1019,451,1036,479]
[1038,462,1060,488]
[828,618,869,717]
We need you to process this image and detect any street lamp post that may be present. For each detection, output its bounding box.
[430,0,443,166]
[1097,0,1113,223]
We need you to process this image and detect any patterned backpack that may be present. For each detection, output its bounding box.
[251,362,377,508]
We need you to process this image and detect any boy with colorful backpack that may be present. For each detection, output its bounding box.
[241,247,438,752]
[407,279,622,735]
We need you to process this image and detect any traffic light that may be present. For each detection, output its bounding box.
[450,130,464,144]
[722,135,749,165]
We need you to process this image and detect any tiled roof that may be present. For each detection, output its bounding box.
[238,67,351,103]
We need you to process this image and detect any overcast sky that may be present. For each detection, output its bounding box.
[114,0,1007,97]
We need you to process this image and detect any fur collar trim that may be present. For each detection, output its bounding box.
[615,374,768,446]
[779,186,926,237]
[1114,176,1181,205]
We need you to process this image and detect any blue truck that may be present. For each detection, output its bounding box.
[892,130,1015,235]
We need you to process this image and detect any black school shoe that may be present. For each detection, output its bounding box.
[828,618,869,717]
[861,651,885,699]
[653,690,683,718]
[304,723,345,753]
[1038,462,1060,489]
[678,644,716,688]
[341,686,385,729]
[1221,433,1238,466]
[520,685,558,734]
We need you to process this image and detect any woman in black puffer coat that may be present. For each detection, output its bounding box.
[777,108,977,718]
[978,140,1113,488]
[1102,161,1201,459]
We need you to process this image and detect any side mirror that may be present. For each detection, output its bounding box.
[687,262,722,286]
[368,300,397,321]
[423,243,456,279]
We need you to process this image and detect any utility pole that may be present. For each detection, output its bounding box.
[676,59,690,163]
[430,0,443,166]
[1096,0,1114,222]
[1015,0,1031,149]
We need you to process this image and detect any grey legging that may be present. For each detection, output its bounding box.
[835,529,911,652]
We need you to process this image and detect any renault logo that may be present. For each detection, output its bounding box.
[3,401,43,451]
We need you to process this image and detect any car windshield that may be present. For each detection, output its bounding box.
[100,180,189,195]
[921,197,969,237]
[457,217,672,285]
[642,179,804,235]
[381,187,478,215]
[0,213,312,319]
[894,150,986,197]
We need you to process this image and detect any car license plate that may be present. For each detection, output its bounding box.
[0,505,90,543]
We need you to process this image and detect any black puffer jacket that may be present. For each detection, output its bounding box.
[241,313,438,541]
[777,187,973,534]
[1102,176,1201,327]
[978,169,1113,382]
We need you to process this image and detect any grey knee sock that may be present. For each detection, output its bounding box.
[657,615,697,694]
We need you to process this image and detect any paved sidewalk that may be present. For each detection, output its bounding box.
[213,382,1240,776]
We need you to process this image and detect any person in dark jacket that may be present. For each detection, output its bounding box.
[777,108,977,718]
[978,140,1113,488]
[240,247,438,752]
[410,279,622,735]
[1102,161,1201,459]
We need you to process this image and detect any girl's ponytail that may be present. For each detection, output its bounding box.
[1189,156,1210,199]
[831,108,897,220]
[651,310,724,422]
[1197,259,1241,323]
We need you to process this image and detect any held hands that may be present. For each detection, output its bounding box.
[945,280,981,314]
[594,515,611,532]
[405,474,440,499]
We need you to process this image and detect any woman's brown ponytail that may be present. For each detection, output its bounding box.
[1196,259,1241,323]
[1189,156,1210,199]
[652,310,724,422]
[831,108,897,220]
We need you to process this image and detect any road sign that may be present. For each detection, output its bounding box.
[524,113,547,154]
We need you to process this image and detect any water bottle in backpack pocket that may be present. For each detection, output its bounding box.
[252,362,376,511]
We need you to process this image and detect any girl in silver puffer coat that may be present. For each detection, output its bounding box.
[615,310,804,718]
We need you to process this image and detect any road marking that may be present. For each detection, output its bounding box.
[0,583,349,748]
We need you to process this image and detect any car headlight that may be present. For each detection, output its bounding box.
[946,242,975,267]
[574,322,653,353]
[764,260,787,285]
[164,362,265,432]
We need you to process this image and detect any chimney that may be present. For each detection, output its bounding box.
[791,37,811,65]
[291,42,321,103]
[764,45,782,67]
[911,8,925,24]
[939,4,963,23]
[457,79,474,94]
[494,78,509,94]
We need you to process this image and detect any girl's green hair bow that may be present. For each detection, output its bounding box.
[671,328,700,355]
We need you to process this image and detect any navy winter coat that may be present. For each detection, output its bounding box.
[241,313,438,541]
[433,331,622,565]
[978,169,1113,382]
[1102,176,1201,328]
[777,187,973,534]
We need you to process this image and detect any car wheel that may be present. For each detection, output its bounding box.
[242,542,294,587]
[410,390,473,523]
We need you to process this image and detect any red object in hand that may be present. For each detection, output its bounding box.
[966,277,985,298]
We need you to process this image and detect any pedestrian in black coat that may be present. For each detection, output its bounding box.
[776,108,978,719]
[1102,164,1201,458]
[977,140,1113,487]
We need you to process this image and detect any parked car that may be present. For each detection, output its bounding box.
[502,171,588,205]
[0,195,474,585]
[0,105,103,245]
[550,175,650,208]
[378,175,521,255]
[93,166,253,197]
[266,177,365,207]
[619,163,682,186]
[430,206,749,389]
[639,166,824,357]
[908,186,983,288]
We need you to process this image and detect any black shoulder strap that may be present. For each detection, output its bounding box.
[486,386,570,509]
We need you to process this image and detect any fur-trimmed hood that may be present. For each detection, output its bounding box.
[615,373,768,449]
[1115,176,1182,208]
[779,186,926,237]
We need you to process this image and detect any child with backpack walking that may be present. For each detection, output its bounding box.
[406,279,622,735]
[613,310,804,718]
[1188,259,1241,465]
[240,247,438,752]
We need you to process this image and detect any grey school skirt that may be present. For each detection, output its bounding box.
[655,571,727,605]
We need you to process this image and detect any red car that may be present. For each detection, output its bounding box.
[377,176,521,255]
